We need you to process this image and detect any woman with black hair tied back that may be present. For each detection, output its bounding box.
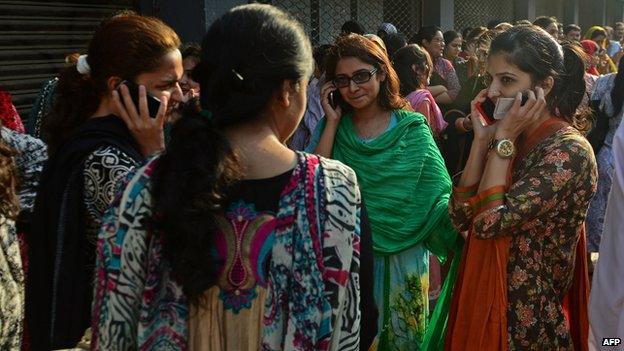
[445,25,597,350]
[92,4,375,350]
[27,12,184,350]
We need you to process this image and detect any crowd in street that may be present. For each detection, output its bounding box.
[1,4,624,350]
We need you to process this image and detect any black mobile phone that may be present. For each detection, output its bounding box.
[328,90,344,110]
[117,80,161,118]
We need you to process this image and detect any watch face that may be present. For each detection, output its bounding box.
[497,139,515,157]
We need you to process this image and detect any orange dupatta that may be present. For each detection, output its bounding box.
[444,118,590,351]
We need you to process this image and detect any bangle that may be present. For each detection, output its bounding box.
[462,116,472,131]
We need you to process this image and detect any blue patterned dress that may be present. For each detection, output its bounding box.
[587,73,624,252]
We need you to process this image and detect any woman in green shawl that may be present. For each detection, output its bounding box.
[306,34,462,350]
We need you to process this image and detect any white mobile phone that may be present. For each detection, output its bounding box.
[493,93,530,120]
[493,98,515,120]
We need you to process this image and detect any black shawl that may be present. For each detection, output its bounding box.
[26,115,143,350]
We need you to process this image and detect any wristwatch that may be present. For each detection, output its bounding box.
[489,138,515,159]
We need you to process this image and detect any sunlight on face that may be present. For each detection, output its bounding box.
[485,53,533,102]
[135,49,184,114]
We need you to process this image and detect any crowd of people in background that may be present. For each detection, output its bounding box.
[1,4,624,350]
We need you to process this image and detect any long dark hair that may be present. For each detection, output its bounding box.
[393,44,432,96]
[489,26,590,131]
[325,34,408,112]
[42,12,180,155]
[150,3,313,304]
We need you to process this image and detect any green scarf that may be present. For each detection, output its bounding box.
[330,109,455,256]
[321,109,462,349]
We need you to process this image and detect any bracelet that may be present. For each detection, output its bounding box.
[462,116,472,131]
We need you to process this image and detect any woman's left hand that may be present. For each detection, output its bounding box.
[494,87,547,141]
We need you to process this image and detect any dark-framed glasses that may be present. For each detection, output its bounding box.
[333,68,378,88]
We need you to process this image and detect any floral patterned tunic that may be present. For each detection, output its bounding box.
[449,126,597,350]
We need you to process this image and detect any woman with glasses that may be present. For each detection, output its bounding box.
[307,34,462,350]
[412,26,462,107]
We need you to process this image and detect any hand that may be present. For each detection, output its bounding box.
[495,87,547,141]
[470,89,497,143]
[462,115,473,131]
[320,81,342,125]
[113,84,168,157]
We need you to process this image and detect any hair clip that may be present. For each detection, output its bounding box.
[231,69,244,81]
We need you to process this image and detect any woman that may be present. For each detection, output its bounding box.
[589,109,624,349]
[443,31,463,66]
[412,26,461,106]
[442,30,499,176]
[26,13,183,350]
[446,26,597,350]
[581,39,602,76]
[585,26,618,74]
[307,34,461,350]
[586,58,624,256]
[394,44,447,141]
[533,16,559,38]
[0,126,24,350]
[1,123,47,350]
[92,4,375,350]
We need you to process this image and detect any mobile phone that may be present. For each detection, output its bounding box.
[493,93,530,120]
[328,90,344,110]
[476,93,529,124]
[475,97,496,125]
[117,80,161,118]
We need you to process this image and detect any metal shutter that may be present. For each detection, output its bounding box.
[0,0,135,120]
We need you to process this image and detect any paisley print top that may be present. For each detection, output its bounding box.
[449,127,597,350]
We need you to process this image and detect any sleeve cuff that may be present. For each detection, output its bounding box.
[453,183,479,201]
[468,185,506,215]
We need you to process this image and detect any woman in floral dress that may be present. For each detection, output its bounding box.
[445,26,597,350]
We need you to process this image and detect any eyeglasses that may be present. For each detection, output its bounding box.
[333,68,378,88]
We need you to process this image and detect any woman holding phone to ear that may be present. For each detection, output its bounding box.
[307,34,462,350]
[26,13,183,350]
[446,26,597,350]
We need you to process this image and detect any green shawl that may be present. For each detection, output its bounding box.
[327,109,462,349]
[330,109,456,257]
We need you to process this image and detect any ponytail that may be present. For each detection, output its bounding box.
[42,13,181,156]
[150,4,313,304]
[151,112,239,302]
[556,43,591,132]
[43,55,100,155]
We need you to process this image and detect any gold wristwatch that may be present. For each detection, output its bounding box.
[489,138,515,159]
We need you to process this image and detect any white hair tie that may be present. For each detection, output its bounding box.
[76,54,90,75]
